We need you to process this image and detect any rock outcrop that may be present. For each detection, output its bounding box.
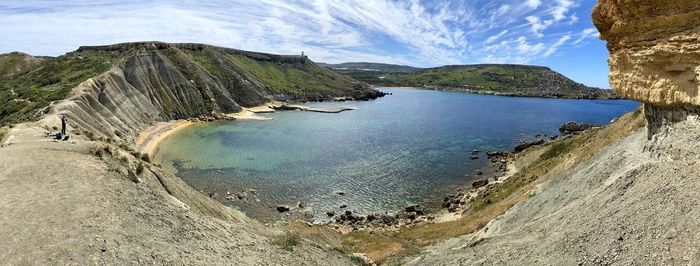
[593,0,700,136]
[407,2,700,265]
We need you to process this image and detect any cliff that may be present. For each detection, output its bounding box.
[404,1,700,264]
[1,42,383,140]
[593,0,700,135]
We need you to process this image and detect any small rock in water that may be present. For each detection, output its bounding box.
[470,155,479,160]
[339,204,347,209]
[472,179,489,188]
[471,150,479,154]
[276,205,290,212]
[405,204,419,213]
[326,211,335,217]
[335,190,346,196]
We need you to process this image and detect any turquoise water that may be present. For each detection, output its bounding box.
[157,88,639,221]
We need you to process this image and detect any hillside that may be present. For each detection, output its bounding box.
[319,62,422,73]
[0,42,382,127]
[405,0,700,264]
[327,63,617,99]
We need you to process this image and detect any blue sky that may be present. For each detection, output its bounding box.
[0,0,611,88]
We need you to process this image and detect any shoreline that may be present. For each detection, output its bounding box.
[378,86,622,100]
[136,120,195,157]
[136,102,282,158]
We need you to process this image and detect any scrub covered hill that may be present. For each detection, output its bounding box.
[325,62,617,99]
[0,42,382,126]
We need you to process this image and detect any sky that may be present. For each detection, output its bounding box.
[0,0,611,88]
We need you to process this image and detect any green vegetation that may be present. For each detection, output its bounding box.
[186,47,366,100]
[271,232,301,251]
[328,63,616,99]
[0,127,7,143]
[1,43,373,126]
[319,62,421,73]
[0,51,120,126]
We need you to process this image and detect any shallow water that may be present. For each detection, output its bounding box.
[156,88,639,221]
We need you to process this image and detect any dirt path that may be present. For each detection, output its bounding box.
[0,121,355,265]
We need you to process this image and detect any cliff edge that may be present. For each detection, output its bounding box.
[593,0,700,135]
[407,1,700,264]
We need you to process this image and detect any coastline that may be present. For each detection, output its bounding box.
[136,102,282,158]
[136,120,195,157]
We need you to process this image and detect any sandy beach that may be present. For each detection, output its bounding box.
[137,102,282,157]
[136,120,194,157]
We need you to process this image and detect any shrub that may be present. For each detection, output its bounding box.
[141,153,151,163]
[136,162,144,175]
[94,148,104,157]
[102,146,112,156]
[271,232,300,251]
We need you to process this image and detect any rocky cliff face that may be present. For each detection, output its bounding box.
[593,0,700,135]
[44,42,381,142]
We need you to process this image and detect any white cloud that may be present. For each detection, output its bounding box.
[525,0,542,9]
[551,0,575,21]
[0,0,595,67]
[526,16,551,37]
[486,30,509,44]
[573,28,599,45]
[543,34,571,57]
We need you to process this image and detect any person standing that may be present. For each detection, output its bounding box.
[60,115,67,135]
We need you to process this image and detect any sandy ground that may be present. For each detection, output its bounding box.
[136,120,193,157]
[0,120,357,265]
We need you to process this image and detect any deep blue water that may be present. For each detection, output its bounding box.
[157,88,639,221]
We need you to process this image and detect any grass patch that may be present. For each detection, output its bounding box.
[271,232,301,251]
[0,51,120,126]
[0,127,7,143]
[342,231,419,265]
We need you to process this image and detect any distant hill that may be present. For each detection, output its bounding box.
[324,62,617,99]
[318,62,422,73]
[0,42,382,126]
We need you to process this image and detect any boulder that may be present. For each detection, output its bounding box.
[276,205,290,212]
[405,204,419,213]
[514,139,545,153]
[326,211,335,217]
[559,121,597,135]
[472,179,489,188]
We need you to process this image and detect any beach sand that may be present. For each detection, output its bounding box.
[136,102,281,157]
[136,120,194,157]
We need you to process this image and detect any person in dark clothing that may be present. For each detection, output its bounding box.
[60,115,67,135]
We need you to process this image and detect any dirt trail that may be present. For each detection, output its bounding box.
[0,121,355,265]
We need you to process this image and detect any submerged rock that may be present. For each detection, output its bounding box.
[276,205,290,212]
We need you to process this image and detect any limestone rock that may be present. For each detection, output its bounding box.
[593,1,700,108]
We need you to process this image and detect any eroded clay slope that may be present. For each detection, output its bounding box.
[47,42,380,142]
